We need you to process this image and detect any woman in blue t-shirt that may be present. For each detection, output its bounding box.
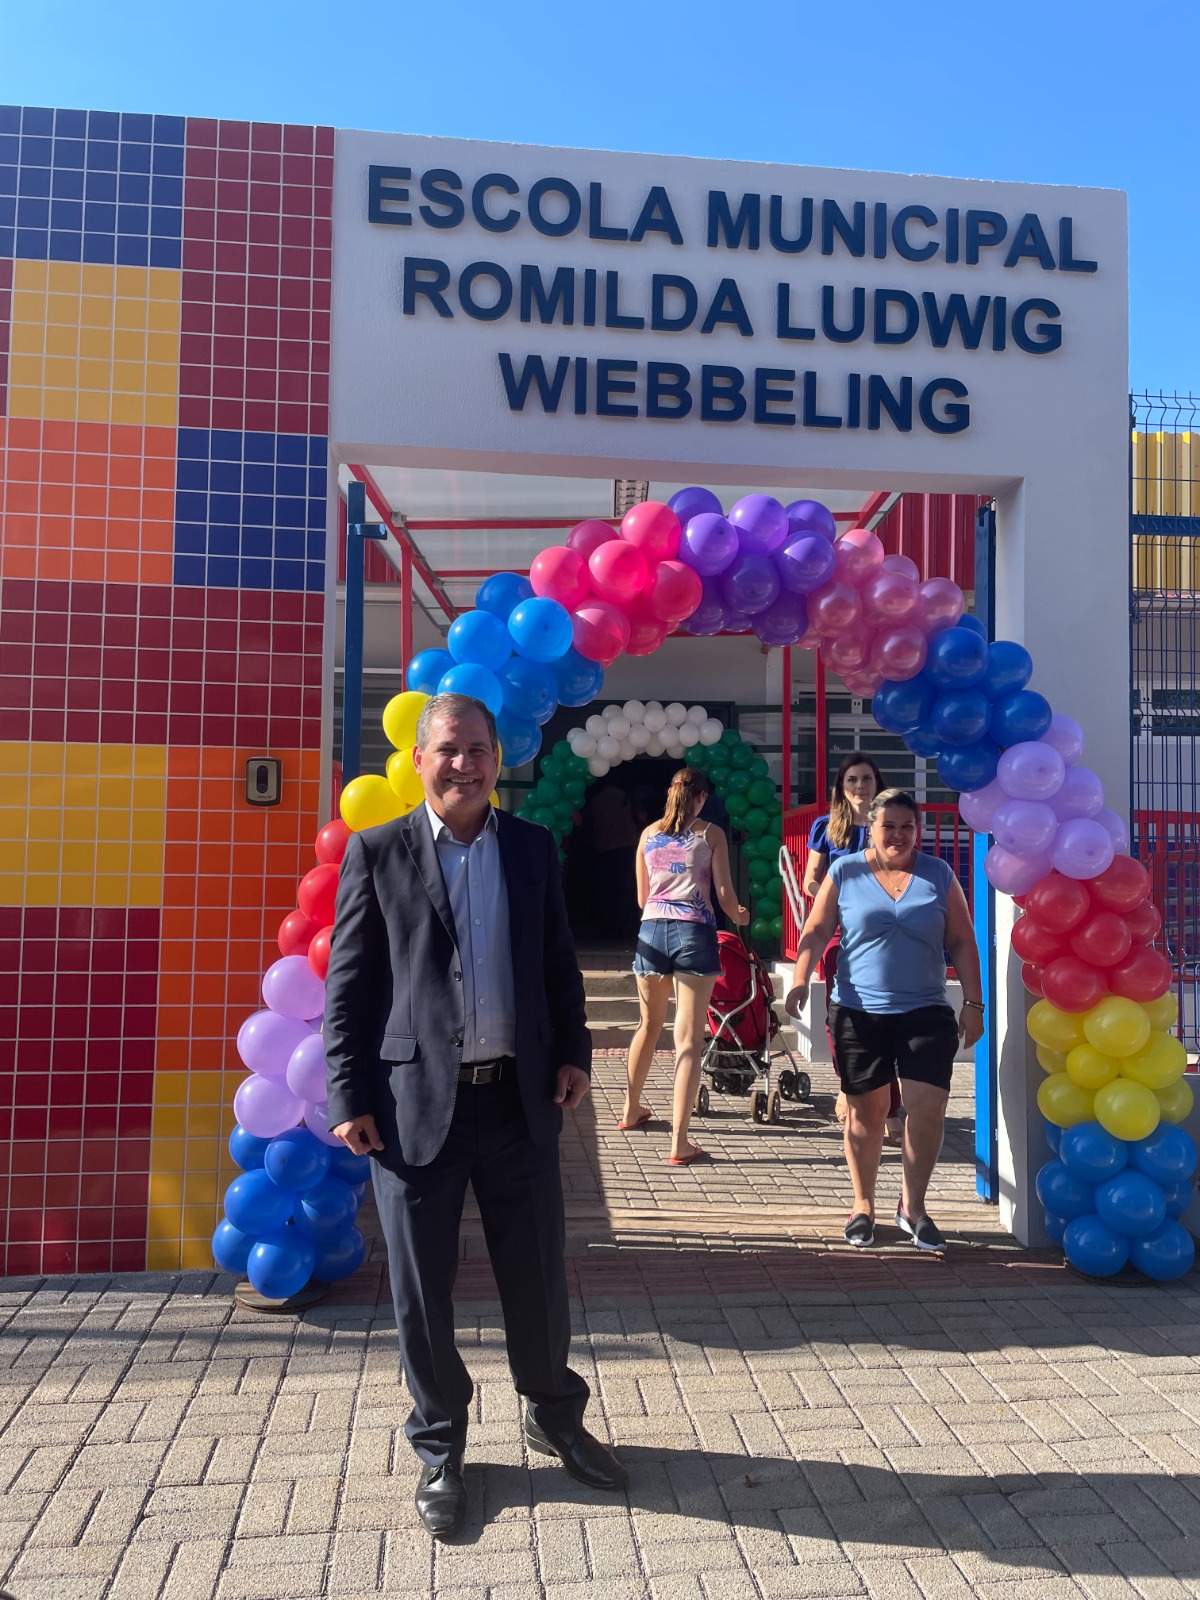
[786,789,984,1253]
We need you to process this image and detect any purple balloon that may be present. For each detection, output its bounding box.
[720,553,780,616]
[1096,807,1130,853]
[729,494,789,555]
[238,1010,312,1081]
[1050,765,1105,821]
[1050,818,1115,881]
[992,798,1058,856]
[234,1073,304,1139]
[959,777,1007,833]
[725,608,753,635]
[286,1032,329,1103]
[985,843,1053,895]
[668,486,722,524]
[754,592,808,647]
[785,499,837,544]
[682,576,728,636]
[1043,712,1085,765]
[263,955,326,1021]
[776,534,836,595]
[303,1099,345,1149]
[681,513,739,576]
[997,741,1066,801]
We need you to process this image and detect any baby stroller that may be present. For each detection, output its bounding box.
[697,931,811,1123]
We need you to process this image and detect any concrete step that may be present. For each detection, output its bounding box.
[584,995,653,1021]
[580,970,638,997]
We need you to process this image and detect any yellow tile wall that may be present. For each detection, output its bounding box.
[147,1068,244,1271]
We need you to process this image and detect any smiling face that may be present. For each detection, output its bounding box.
[413,707,499,839]
[840,762,878,818]
[870,804,919,869]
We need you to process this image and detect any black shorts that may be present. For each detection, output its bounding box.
[829,1002,959,1096]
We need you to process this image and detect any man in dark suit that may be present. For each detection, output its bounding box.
[323,693,626,1540]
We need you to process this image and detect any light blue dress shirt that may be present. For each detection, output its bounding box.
[424,802,517,1062]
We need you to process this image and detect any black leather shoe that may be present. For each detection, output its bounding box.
[414,1458,466,1539]
[525,1417,629,1490]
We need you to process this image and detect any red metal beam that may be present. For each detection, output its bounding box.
[406,510,862,532]
[347,464,458,621]
[854,491,894,529]
[781,646,792,812]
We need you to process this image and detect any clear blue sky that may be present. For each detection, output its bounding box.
[3,0,1195,391]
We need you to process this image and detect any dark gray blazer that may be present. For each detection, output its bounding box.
[322,806,591,1169]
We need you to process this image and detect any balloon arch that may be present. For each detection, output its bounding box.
[212,489,1197,1297]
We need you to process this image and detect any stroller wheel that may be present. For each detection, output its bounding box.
[767,1089,782,1125]
[751,1089,768,1124]
[797,1071,812,1101]
[778,1069,796,1101]
[696,1082,710,1117]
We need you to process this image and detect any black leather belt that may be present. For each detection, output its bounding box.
[457,1056,515,1085]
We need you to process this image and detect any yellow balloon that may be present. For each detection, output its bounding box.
[1121,1030,1187,1090]
[1036,1072,1095,1129]
[1028,1000,1086,1054]
[340,774,405,833]
[1065,1043,1120,1091]
[1156,1076,1195,1125]
[382,690,429,751]
[1036,1045,1068,1076]
[386,747,425,808]
[490,790,501,807]
[1082,995,1152,1060]
[1142,991,1179,1033]
[1094,1077,1161,1142]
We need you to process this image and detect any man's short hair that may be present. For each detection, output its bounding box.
[414,693,499,752]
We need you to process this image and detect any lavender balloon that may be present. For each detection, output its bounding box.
[682,576,728,636]
[303,1099,344,1149]
[992,798,1059,856]
[776,534,835,595]
[997,741,1066,801]
[785,499,837,543]
[1050,818,1116,881]
[668,486,722,524]
[729,494,789,555]
[1096,808,1130,853]
[1051,765,1105,821]
[238,1010,312,1081]
[681,513,739,576]
[1044,712,1085,765]
[959,777,1008,833]
[754,591,808,647]
[234,1073,304,1139]
[263,955,326,1021]
[720,553,780,616]
[286,1032,330,1103]
[985,843,1054,896]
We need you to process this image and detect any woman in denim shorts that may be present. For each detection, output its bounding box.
[621,768,748,1165]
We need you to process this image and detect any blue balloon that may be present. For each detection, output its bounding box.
[212,1218,255,1273]
[1043,1209,1068,1247]
[476,571,534,621]
[1063,1213,1129,1277]
[406,647,454,695]
[437,662,504,714]
[872,677,937,735]
[1035,1158,1095,1221]
[247,1227,316,1299]
[312,1225,367,1283]
[293,1176,358,1239]
[931,689,992,746]
[553,647,605,707]
[229,1124,271,1171]
[1059,1121,1128,1184]
[1044,1119,1063,1155]
[1130,1219,1196,1281]
[327,1144,371,1185]
[990,689,1053,746]
[225,1170,292,1234]
[925,626,989,689]
[1095,1169,1167,1238]
[956,613,988,639]
[264,1127,331,1192]
[937,739,1000,792]
[982,640,1033,700]
[1130,1123,1199,1187]
[448,609,512,672]
[508,596,574,663]
[669,486,723,524]
[903,723,943,758]
[1164,1179,1192,1219]
[496,711,541,768]
[498,657,558,724]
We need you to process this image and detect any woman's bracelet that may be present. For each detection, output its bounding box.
[962,999,985,1011]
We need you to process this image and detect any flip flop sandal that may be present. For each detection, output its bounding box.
[617,1109,653,1131]
[668,1146,706,1166]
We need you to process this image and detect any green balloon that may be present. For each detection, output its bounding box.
[770,915,784,939]
[720,728,742,747]
[763,829,784,854]
[553,800,576,825]
[553,740,573,758]
[744,807,771,835]
[730,743,755,770]
[687,745,710,770]
[747,777,776,807]
[758,889,782,917]
[725,792,751,822]
[563,780,587,805]
[542,756,565,782]
[724,768,751,794]
[564,753,589,778]
[748,756,770,780]
[751,916,773,942]
[532,806,558,829]
[749,856,774,885]
[558,847,568,865]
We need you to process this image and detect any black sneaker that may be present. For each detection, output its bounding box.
[844,1212,875,1248]
[895,1207,946,1252]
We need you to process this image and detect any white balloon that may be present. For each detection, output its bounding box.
[665,702,688,726]
[628,725,651,750]
[606,717,631,740]
[678,722,701,747]
[662,726,684,751]
[619,739,637,761]
[597,735,621,760]
[588,757,610,777]
[602,704,622,720]
[623,699,646,724]
[585,714,606,737]
[698,718,723,746]
[687,705,708,727]
[646,734,665,756]
[573,732,598,757]
[643,707,667,734]
[645,700,664,716]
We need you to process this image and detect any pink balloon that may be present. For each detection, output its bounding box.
[916,577,965,636]
[871,625,928,681]
[572,601,630,665]
[238,1010,312,1081]
[959,778,1007,833]
[1049,818,1116,881]
[530,545,591,609]
[1096,808,1130,854]
[998,741,1066,801]
[843,666,886,695]
[796,622,824,651]
[883,553,921,581]
[624,600,669,657]
[567,519,617,559]
[262,955,326,1021]
[302,1099,344,1148]
[620,500,680,562]
[286,1032,329,1103]
[588,541,647,604]
[808,580,862,635]
[985,844,1053,896]
[234,1073,304,1139]
[825,623,875,674]
[1043,712,1085,765]
[1050,765,1105,821]
[644,558,703,623]
[833,528,885,585]
[861,568,919,626]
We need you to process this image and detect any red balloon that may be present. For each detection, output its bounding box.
[1041,955,1109,1013]
[1012,916,1066,966]
[307,924,334,981]
[1125,899,1163,944]
[1089,854,1150,914]
[620,500,680,563]
[1069,910,1133,969]
[643,559,704,624]
[1021,961,1046,998]
[1012,894,1028,909]
[623,600,669,657]
[298,862,339,927]
[566,519,617,559]
[278,908,318,957]
[530,545,592,610]
[314,819,351,866]
[588,541,648,604]
[1023,872,1092,935]
[571,600,630,666]
[1108,945,1173,1002]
